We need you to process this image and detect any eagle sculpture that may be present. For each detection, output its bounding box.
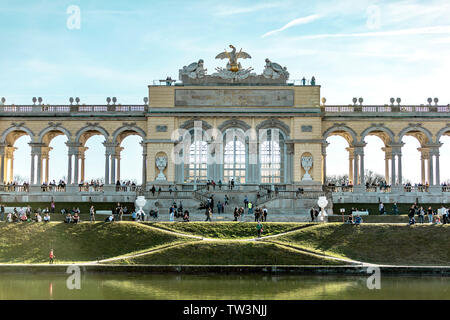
[215,45,251,72]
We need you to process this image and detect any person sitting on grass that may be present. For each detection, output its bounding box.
[43,213,50,223]
[131,210,137,221]
[65,213,72,224]
[105,214,114,222]
[345,215,353,224]
[6,213,12,223]
[354,215,363,225]
[72,212,80,224]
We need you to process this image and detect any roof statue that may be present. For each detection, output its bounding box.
[179,59,207,79]
[215,45,251,72]
[178,45,290,84]
[263,59,290,80]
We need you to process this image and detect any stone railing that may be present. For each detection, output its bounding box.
[403,186,429,192]
[322,105,450,114]
[0,185,30,192]
[0,104,146,114]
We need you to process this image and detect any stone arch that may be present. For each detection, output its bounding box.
[218,119,251,132]
[1,125,35,145]
[75,124,109,145]
[179,118,212,131]
[323,124,357,145]
[360,125,395,145]
[112,124,146,145]
[38,125,72,145]
[256,118,290,137]
[436,126,450,143]
[398,125,433,146]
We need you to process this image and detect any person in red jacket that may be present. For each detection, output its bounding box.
[49,249,55,264]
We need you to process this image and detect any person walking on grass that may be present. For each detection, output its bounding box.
[256,221,263,238]
[205,208,212,222]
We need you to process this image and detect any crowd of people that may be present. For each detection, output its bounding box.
[3,181,30,192]
[407,203,449,225]
[41,180,67,192]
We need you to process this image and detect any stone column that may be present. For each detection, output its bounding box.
[429,153,434,186]
[104,154,110,185]
[111,154,116,185]
[435,151,440,186]
[142,153,147,187]
[67,154,72,185]
[0,148,4,184]
[322,142,328,185]
[346,147,354,184]
[73,153,79,185]
[354,154,359,185]
[391,155,396,186]
[9,157,14,183]
[45,157,49,183]
[31,154,35,185]
[81,156,85,182]
[421,157,426,184]
[397,154,402,186]
[359,152,365,186]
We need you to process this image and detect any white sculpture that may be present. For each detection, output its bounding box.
[301,156,313,181]
[317,196,329,223]
[135,196,147,219]
[156,157,167,181]
[263,59,289,80]
[180,59,207,79]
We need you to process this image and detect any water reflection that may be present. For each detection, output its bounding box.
[0,273,447,300]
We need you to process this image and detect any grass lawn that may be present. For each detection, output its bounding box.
[0,222,191,264]
[110,241,346,266]
[149,222,309,239]
[277,223,450,266]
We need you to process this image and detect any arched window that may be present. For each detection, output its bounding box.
[187,140,208,182]
[260,140,281,183]
[259,129,284,183]
[224,139,246,183]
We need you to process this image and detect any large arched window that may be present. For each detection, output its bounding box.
[187,140,208,182]
[260,140,281,183]
[224,139,246,184]
[259,129,284,183]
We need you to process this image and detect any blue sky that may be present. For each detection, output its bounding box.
[2,0,450,182]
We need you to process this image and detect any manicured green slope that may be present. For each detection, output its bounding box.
[111,241,346,266]
[149,222,308,239]
[0,222,190,263]
[277,223,450,265]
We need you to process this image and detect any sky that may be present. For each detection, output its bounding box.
[2,0,450,183]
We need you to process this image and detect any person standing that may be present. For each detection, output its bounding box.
[418,206,425,224]
[90,205,95,222]
[0,204,4,221]
[217,201,222,214]
[248,202,253,215]
[379,202,385,215]
[427,206,433,223]
[310,207,315,222]
[263,206,268,222]
[50,201,55,214]
[169,205,175,222]
[205,208,212,222]
[49,249,55,264]
[233,208,239,221]
[408,205,416,225]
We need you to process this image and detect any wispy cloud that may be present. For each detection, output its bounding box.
[296,25,450,40]
[216,2,282,16]
[262,14,321,38]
